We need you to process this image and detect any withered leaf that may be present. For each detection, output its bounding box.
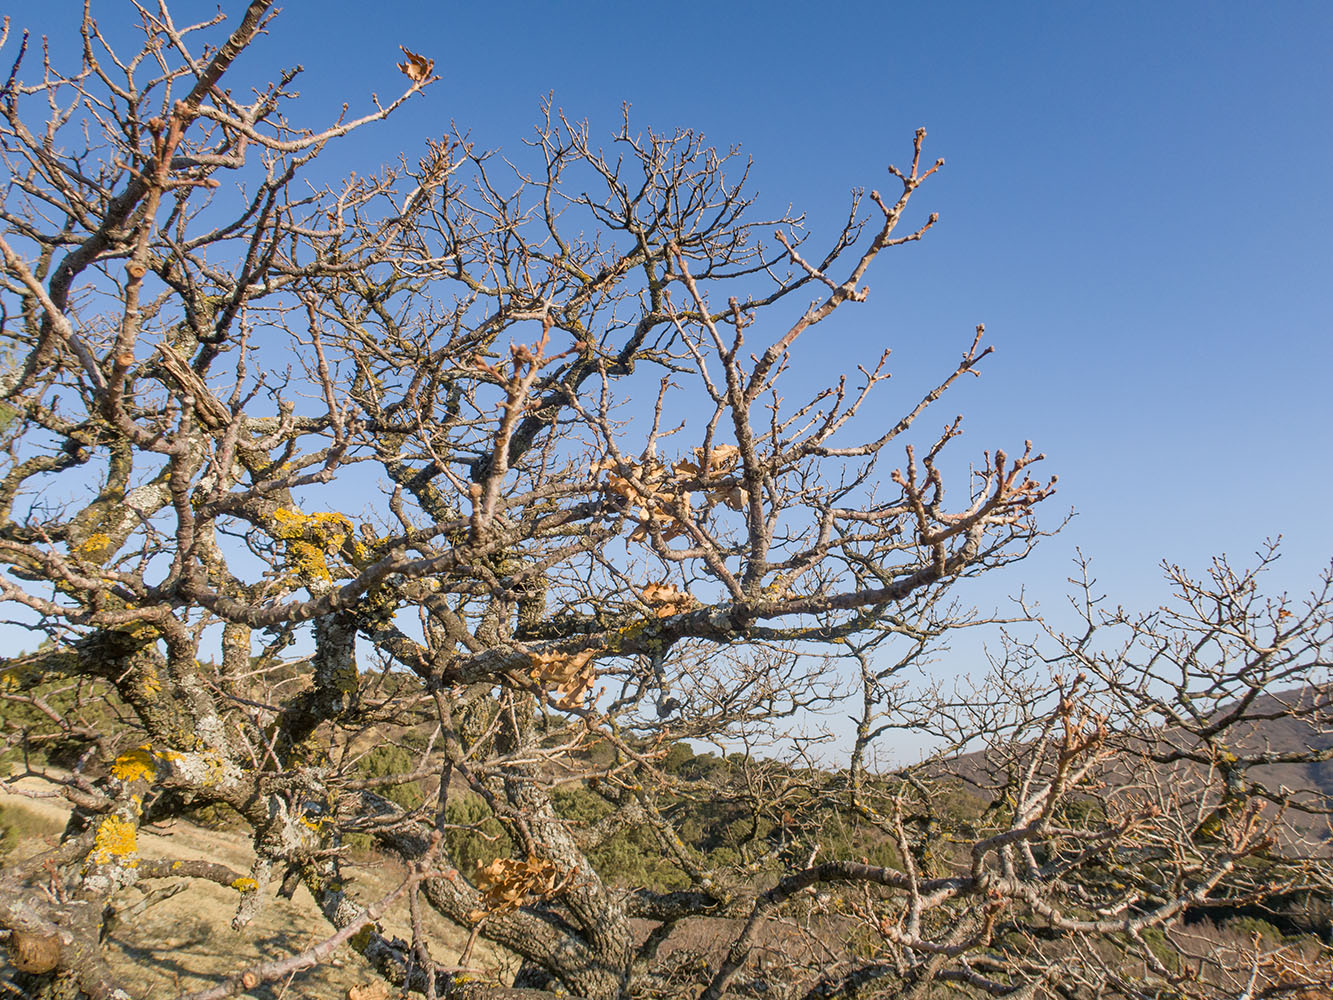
[641,582,696,618]
[673,444,741,481]
[397,47,434,83]
[473,855,566,913]
[528,648,598,709]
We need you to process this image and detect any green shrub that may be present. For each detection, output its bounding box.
[552,785,612,824]
[183,800,248,832]
[355,744,425,811]
[442,792,512,872]
[1227,915,1285,945]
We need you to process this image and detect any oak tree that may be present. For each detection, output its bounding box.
[1,4,1330,999]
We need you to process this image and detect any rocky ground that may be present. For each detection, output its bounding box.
[1,777,502,999]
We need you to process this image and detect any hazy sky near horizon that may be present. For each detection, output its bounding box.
[14,1,1333,623]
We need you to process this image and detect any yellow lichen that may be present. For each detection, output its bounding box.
[138,665,162,698]
[271,508,355,582]
[78,532,112,555]
[270,507,302,533]
[347,526,383,567]
[0,663,26,693]
[198,750,229,786]
[231,877,259,893]
[290,540,331,580]
[91,816,138,864]
[111,746,157,784]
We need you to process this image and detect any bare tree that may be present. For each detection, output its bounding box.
[811,548,1333,999]
[1,4,1329,1000]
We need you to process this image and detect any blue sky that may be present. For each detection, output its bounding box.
[278,0,1332,613]
[17,1,1333,620]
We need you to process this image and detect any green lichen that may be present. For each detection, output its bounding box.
[348,924,378,951]
[333,662,358,696]
[604,619,652,653]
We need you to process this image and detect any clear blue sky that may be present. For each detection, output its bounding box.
[19,1,1333,617]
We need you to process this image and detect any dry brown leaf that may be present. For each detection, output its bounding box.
[706,482,749,512]
[673,444,741,481]
[596,456,669,501]
[640,582,696,618]
[397,47,434,83]
[528,648,598,709]
[473,855,567,914]
[627,502,691,543]
[347,982,392,1000]
[672,445,747,512]
[595,456,693,543]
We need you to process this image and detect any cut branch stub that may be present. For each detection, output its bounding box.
[8,930,62,974]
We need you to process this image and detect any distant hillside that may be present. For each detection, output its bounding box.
[923,685,1333,852]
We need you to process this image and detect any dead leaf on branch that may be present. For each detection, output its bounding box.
[472,855,569,916]
[640,582,696,618]
[671,443,740,480]
[594,456,668,502]
[593,456,693,542]
[397,47,434,83]
[594,447,748,539]
[704,481,749,513]
[671,445,749,513]
[627,500,692,543]
[528,648,598,710]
